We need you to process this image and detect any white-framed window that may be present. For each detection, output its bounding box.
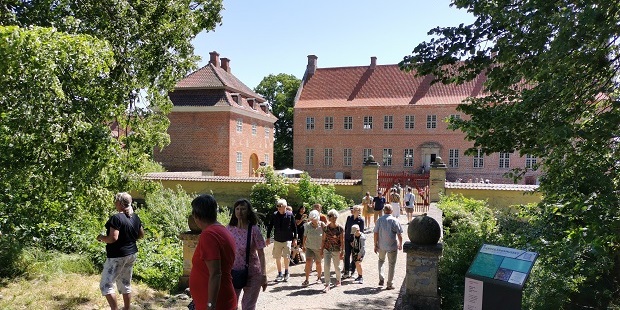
[382,148,393,166]
[426,115,437,129]
[324,148,333,166]
[344,116,353,130]
[526,154,537,169]
[343,148,352,167]
[324,116,334,130]
[265,128,270,138]
[251,123,257,135]
[473,149,484,168]
[363,116,373,129]
[449,114,461,120]
[363,148,372,163]
[236,118,243,132]
[405,115,415,129]
[383,115,393,129]
[306,117,315,130]
[236,152,243,172]
[499,152,511,169]
[264,154,269,165]
[305,148,314,165]
[404,149,414,167]
[449,149,459,168]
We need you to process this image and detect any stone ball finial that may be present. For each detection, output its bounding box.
[188,214,201,233]
[408,213,441,245]
[431,156,447,168]
[365,154,379,166]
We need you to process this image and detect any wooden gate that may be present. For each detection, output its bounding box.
[378,171,430,211]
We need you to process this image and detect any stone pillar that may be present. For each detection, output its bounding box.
[362,155,380,196]
[403,242,443,310]
[178,232,200,289]
[429,157,447,203]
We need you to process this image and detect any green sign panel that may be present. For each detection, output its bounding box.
[467,244,537,287]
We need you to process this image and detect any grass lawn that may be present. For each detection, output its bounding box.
[0,273,189,310]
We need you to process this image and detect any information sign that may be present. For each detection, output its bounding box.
[464,244,538,310]
[467,244,537,288]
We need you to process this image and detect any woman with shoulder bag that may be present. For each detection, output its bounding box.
[227,199,267,310]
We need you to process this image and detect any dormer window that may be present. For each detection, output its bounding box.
[248,98,256,110]
[231,93,242,105]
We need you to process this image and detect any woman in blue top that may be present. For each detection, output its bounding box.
[97,192,145,310]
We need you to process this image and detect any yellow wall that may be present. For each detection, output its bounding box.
[138,178,538,211]
[445,188,542,209]
[140,179,364,209]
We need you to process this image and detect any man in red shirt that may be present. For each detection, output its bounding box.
[189,194,237,310]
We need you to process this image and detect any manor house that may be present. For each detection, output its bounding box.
[292,55,540,184]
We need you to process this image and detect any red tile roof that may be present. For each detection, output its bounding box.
[296,64,487,108]
[175,63,264,100]
[170,65,276,121]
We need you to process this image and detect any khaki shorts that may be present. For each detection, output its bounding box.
[272,241,292,259]
[305,248,320,260]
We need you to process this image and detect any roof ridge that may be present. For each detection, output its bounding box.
[183,63,212,80]
[316,64,401,70]
[212,65,265,100]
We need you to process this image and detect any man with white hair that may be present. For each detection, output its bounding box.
[373,204,403,290]
[302,210,325,286]
[266,198,297,282]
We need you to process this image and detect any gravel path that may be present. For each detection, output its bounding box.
[254,211,415,310]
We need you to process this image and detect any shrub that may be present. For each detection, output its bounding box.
[0,234,25,277]
[438,194,497,310]
[296,173,351,212]
[250,166,289,221]
[133,237,183,292]
[141,184,194,238]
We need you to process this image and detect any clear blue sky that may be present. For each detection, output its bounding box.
[191,0,475,90]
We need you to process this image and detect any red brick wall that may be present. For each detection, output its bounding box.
[293,104,540,184]
[228,114,275,177]
[154,111,274,177]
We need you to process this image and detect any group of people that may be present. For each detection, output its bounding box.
[362,186,421,225]
[265,198,403,294]
[95,191,404,310]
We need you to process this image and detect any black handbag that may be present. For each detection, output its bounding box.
[231,224,252,289]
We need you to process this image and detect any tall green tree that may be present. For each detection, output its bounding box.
[1,0,223,183]
[400,1,619,308]
[254,74,301,169]
[0,0,223,251]
[0,26,121,250]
